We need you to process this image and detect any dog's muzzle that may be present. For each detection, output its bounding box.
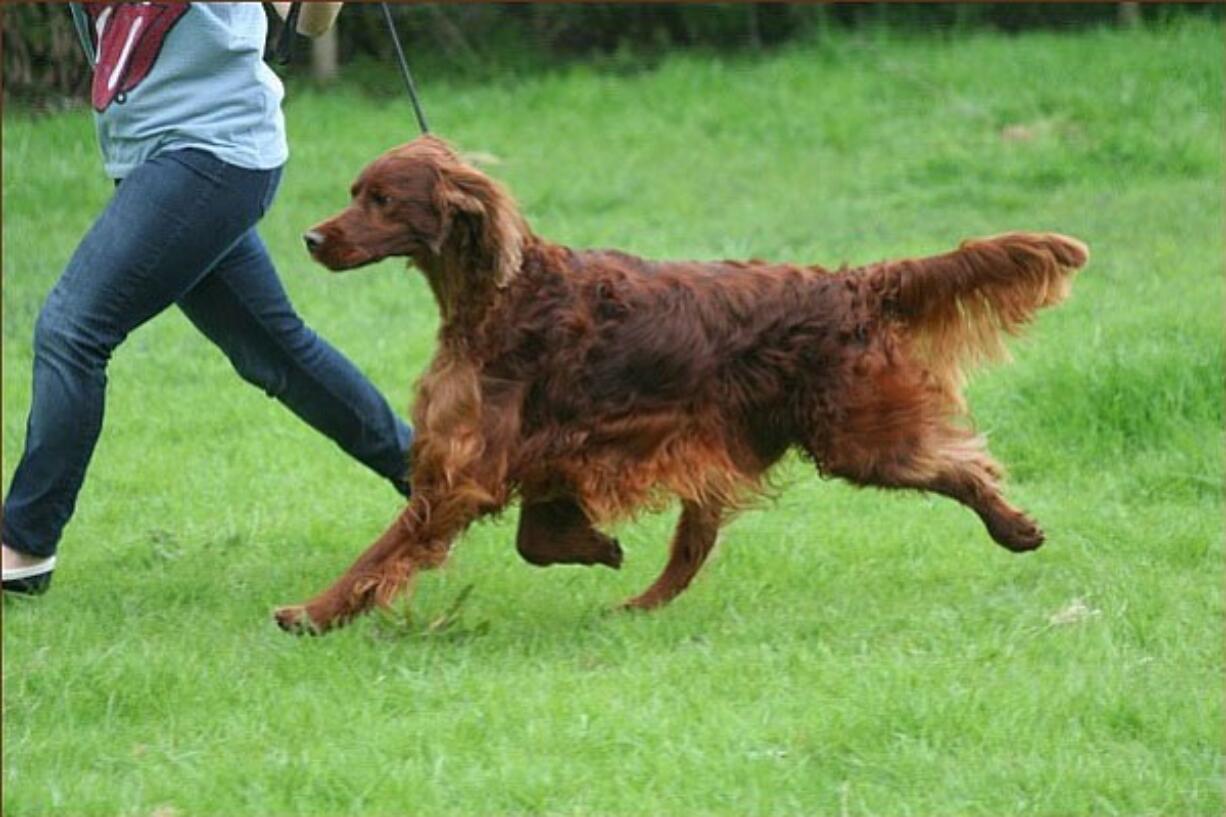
[303,230,325,254]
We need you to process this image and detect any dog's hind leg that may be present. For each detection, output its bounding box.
[877,430,1041,552]
[818,411,1043,552]
[622,500,723,610]
[806,360,1044,552]
[516,498,623,569]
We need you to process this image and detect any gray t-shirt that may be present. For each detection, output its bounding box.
[71,3,288,179]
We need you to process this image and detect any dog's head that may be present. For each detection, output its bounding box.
[305,136,526,288]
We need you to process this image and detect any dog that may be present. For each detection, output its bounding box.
[275,135,1088,634]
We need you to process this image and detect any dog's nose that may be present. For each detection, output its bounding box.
[303,230,324,254]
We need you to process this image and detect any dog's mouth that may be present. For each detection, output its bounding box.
[315,249,379,272]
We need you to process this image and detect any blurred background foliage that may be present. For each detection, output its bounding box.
[3,2,1220,108]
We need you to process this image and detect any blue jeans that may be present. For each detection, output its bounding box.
[3,148,412,558]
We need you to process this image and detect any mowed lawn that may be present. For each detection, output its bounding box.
[3,20,1221,816]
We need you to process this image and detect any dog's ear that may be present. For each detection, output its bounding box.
[432,162,525,288]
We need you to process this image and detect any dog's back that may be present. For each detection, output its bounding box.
[478,245,847,514]
[478,233,1085,533]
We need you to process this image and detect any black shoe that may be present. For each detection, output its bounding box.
[2,556,56,595]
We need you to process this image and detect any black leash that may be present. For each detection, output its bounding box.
[273,2,430,135]
[380,2,430,134]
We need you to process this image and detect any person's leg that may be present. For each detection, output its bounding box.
[176,229,412,496]
[3,149,281,566]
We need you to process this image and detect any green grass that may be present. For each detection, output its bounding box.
[3,19,1222,816]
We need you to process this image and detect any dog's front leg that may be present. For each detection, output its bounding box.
[273,485,484,635]
[516,497,623,569]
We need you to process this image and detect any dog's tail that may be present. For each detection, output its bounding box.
[868,231,1088,380]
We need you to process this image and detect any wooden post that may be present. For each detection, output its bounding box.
[311,24,338,84]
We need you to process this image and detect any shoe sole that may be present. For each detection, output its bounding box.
[3,561,55,596]
[3,571,52,595]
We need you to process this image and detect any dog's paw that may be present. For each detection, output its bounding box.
[598,536,624,570]
[1009,523,1046,552]
[273,604,323,636]
[989,514,1045,553]
[617,590,669,612]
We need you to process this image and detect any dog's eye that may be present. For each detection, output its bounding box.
[370,192,390,207]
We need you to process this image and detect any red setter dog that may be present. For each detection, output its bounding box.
[276,136,1088,634]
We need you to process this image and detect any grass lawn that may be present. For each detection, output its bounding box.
[3,18,1222,816]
